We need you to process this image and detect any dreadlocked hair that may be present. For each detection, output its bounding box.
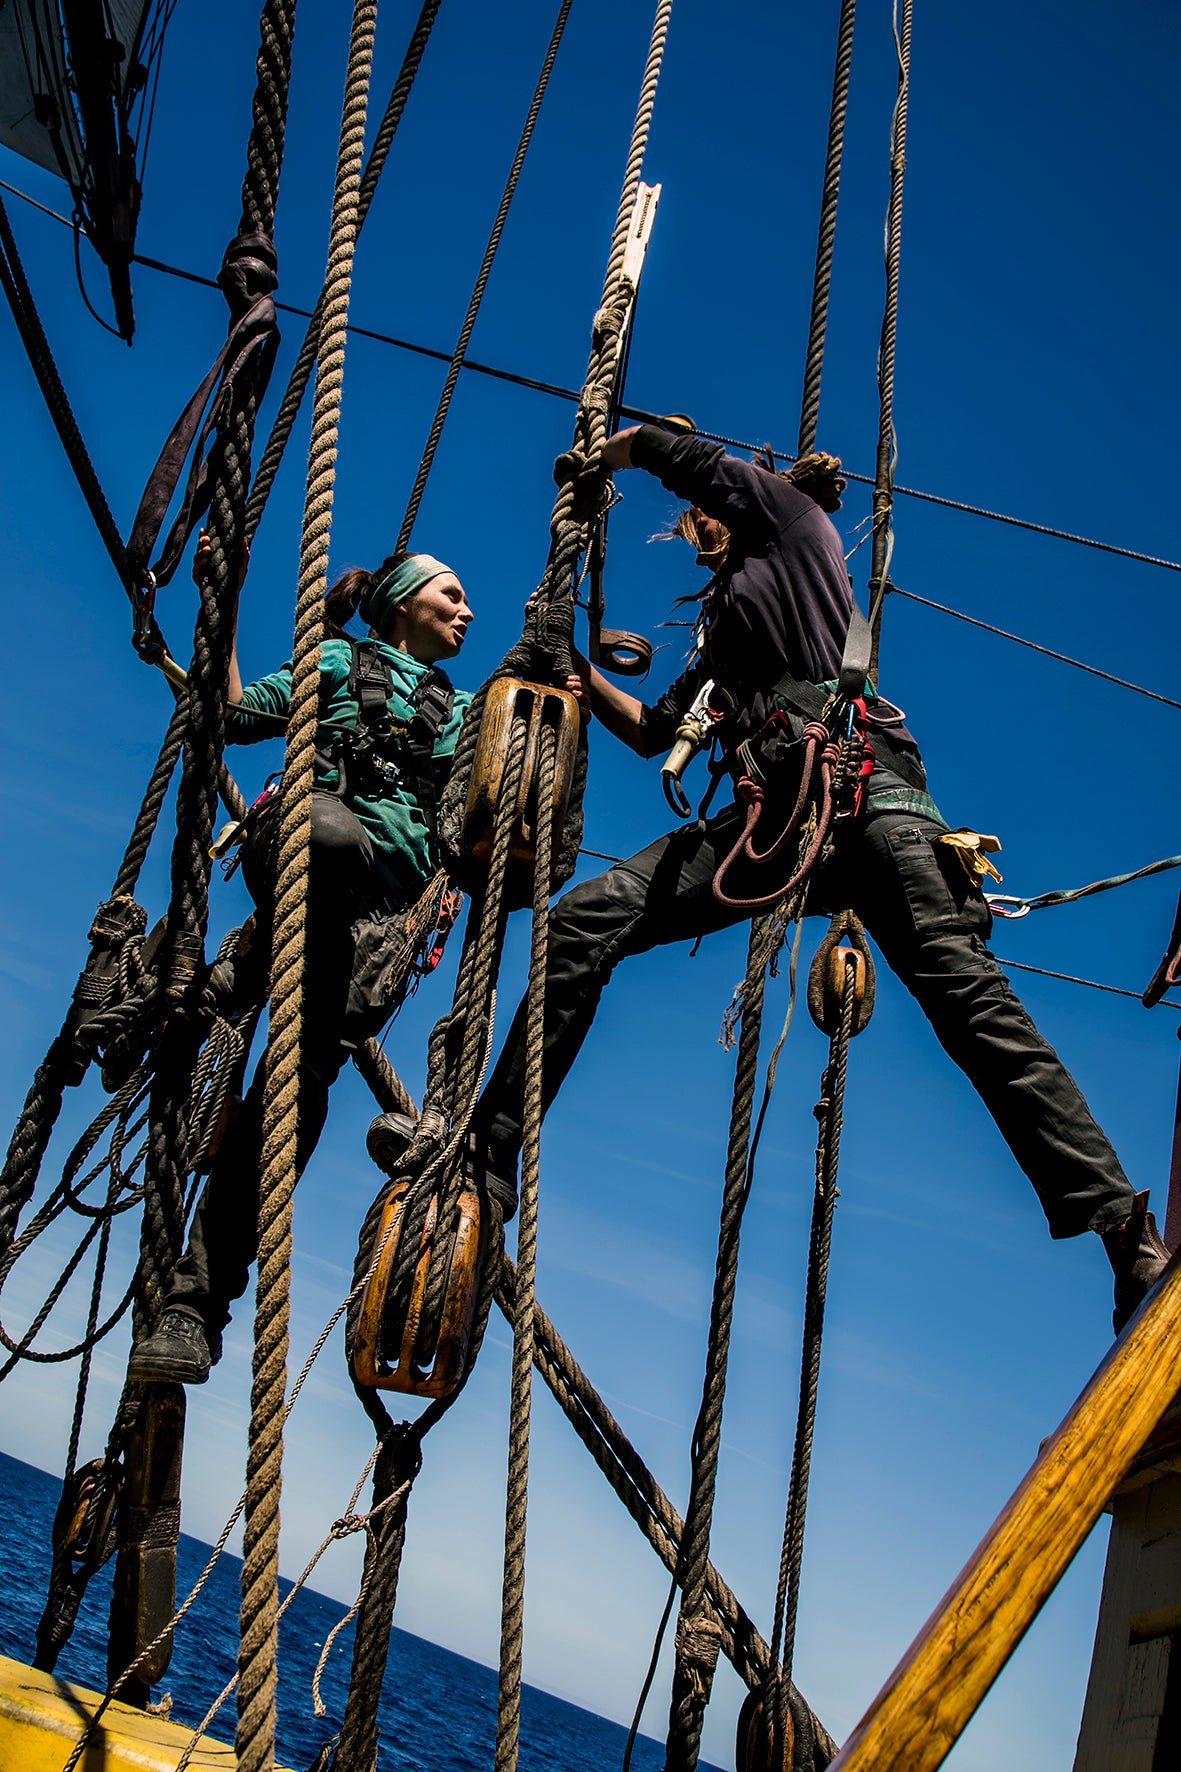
[322,550,414,635]
[754,446,847,512]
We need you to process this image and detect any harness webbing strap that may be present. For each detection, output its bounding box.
[342,637,454,848]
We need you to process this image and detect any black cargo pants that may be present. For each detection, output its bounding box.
[478,804,1135,1239]
[170,793,395,1332]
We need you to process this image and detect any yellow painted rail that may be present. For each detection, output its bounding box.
[830,1250,1181,1771]
[0,1652,293,1770]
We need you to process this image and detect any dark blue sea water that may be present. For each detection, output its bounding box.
[0,1450,723,1771]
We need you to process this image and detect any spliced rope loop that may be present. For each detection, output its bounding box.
[236,2,373,1767]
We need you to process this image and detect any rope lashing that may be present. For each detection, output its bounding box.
[396,0,574,552]
[867,0,912,679]
[244,0,444,546]
[235,3,373,1766]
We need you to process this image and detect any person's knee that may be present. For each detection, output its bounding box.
[547,866,650,974]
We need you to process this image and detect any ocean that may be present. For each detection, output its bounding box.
[0,1450,724,1771]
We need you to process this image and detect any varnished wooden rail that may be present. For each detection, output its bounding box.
[829,1248,1181,1771]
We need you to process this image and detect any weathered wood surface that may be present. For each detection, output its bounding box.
[1074,1469,1181,1768]
[828,1249,1181,1772]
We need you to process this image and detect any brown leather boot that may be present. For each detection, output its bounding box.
[1101,1191,1171,1334]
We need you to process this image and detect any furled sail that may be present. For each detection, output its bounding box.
[0,2,173,338]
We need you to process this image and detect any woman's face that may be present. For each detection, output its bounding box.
[386,572,474,662]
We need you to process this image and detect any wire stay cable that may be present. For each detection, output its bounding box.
[4,174,1177,579]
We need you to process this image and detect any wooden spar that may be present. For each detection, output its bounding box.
[106,1385,186,1707]
[1073,1088,1181,1766]
[827,1249,1181,1772]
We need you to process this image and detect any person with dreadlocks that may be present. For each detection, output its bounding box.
[457,422,1168,1333]
[131,542,477,1384]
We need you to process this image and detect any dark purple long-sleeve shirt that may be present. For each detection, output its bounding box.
[629,429,929,809]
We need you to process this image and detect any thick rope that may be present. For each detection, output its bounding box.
[235,6,372,1768]
[773,956,857,1694]
[664,913,778,1772]
[494,721,557,1772]
[868,0,913,676]
[244,0,443,546]
[797,0,857,458]
[396,0,573,551]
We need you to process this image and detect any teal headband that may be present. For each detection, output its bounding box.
[361,553,454,634]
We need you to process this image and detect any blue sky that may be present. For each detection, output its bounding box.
[1,1,1180,1766]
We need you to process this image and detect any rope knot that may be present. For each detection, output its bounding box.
[674,1609,722,1702]
[217,230,279,320]
[88,896,147,949]
[736,775,763,807]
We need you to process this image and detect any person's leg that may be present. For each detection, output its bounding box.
[842,814,1136,1238]
[132,798,378,1378]
[475,807,751,1187]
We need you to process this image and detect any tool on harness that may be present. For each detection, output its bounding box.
[350,1163,487,1399]
[807,911,875,1037]
[661,676,723,818]
[211,774,282,869]
[459,678,581,886]
[711,693,874,911]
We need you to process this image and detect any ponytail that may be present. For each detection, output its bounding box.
[322,550,413,635]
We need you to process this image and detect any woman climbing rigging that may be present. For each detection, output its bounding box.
[464,422,1169,1333]
[130,541,476,1384]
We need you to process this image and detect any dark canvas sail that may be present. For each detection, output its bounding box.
[0,1,171,338]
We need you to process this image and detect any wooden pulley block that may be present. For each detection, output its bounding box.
[460,678,581,877]
[350,1180,485,1400]
[736,1686,794,1772]
[808,910,875,1037]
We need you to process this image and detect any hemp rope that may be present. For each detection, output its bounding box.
[244,0,443,546]
[236,4,374,1767]
[663,912,780,1772]
[797,0,857,460]
[494,720,558,1772]
[773,953,859,1738]
[396,0,574,552]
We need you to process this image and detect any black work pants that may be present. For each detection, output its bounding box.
[170,794,392,1331]
[478,806,1134,1239]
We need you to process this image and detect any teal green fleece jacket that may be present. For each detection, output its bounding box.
[226,638,471,905]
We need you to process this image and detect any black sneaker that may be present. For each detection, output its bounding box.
[127,1307,221,1384]
[365,1112,519,1219]
[1103,1191,1171,1334]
